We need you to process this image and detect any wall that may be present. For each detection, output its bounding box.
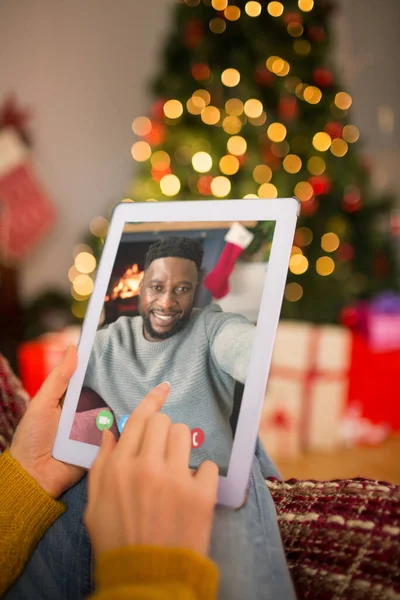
[0,0,399,302]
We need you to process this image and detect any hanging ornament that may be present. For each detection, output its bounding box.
[191,62,211,81]
[324,121,342,139]
[278,96,299,122]
[254,65,275,87]
[313,67,334,87]
[308,175,331,195]
[308,25,326,43]
[183,19,204,49]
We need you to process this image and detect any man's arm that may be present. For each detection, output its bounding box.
[211,321,256,383]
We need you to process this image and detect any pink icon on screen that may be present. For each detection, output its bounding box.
[191,428,205,449]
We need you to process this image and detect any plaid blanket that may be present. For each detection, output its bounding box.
[0,354,29,452]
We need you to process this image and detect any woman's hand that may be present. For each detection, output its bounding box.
[10,346,84,498]
[85,382,219,558]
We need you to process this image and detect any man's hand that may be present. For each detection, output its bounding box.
[85,382,219,558]
[10,346,84,498]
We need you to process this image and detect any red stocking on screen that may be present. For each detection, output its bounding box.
[204,222,254,299]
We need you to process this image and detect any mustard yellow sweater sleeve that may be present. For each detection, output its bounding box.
[0,450,65,596]
[91,546,219,600]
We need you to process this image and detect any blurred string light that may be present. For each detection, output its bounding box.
[249,112,267,126]
[342,124,360,143]
[283,154,302,173]
[90,216,109,237]
[223,116,242,134]
[312,132,332,151]
[321,232,340,252]
[225,5,241,20]
[243,193,258,198]
[211,176,231,197]
[287,22,304,37]
[163,99,183,119]
[245,1,262,17]
[303,86,322,104]
[289,254,309,274]
[192,151,213,172]
[160,174,181,196]
[294,181,313,202]
[271,141,289,157]
[73,274,94,296]
[151,150,170,170]
[244,99,263,118]
[295,227,313,246]
[201,106,220,125]
[285,282,303,302]
[211,0,228,9]
[330,138,348,157]
[316,256,335,276]
[253,165,272,184]
[267,122,287,142]
[298,0,314,11]
[291,246,303,256]
[219,154,240,175]
[307,156,326,175]
[132,116,151,136]
[335,92,352,110]
[227,135,247,155]
[225,98,244,116]
[131,141,151,161]
[266,56,290,77]
[267,2,284,17]
[294,39,311,55]
[210,18,226,33]
[221,68,241,87]
[258,183,278,198]
[75,252,96,274]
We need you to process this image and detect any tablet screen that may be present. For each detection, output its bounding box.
[69,219,276,475]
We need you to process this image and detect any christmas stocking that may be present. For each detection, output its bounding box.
[204,222,254,299]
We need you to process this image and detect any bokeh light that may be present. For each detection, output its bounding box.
[73,274,94,296]
[212,0,228,9]
[209,18,226,33]
[342,124,360,143]
[285,282,303,301]
[253,165,272,184]
[201,106,221,125]
[267,122,287,142]
[227,135,247,155]
[283,154,302,174]
[131,141,151,161]
[211,176,231,197]
[225,98,244,116]
[289,254,309,275]
[75,252,96,274]
[163,99,183,119]
[267,1,284,16]
[258,183,278,198]
[312,132,332,152]
[219,154,240,175]
[248,112,267,126]
[244,99,263,118]
[223,116,242,134]
[225,5,241,20]
[294,39,311,55]
[295,227,313,246]
[221,68,241,87]
[303,86,322,104]
[287,22,304,37]
[192,151,213,172]
[151,150,171,170]
[90,216,109,237]
[160,174,181,196]
[245,1,262,17]
[132,116,152,136]
[321,233,340,252]
[193,89,211,105]
[294,181,314,202]
[298,0,314,11]
[316,256,335,276]
[330,138,348,157]
[307,156,326,175]
[335,92,352,110]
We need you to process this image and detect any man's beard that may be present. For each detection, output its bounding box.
[139,305,192,341]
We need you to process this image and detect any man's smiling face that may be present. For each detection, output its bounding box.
[138,256,198,341]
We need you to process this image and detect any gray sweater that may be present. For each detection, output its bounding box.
[84,304,255,472]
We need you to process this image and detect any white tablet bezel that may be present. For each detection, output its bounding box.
[53,198,299,508]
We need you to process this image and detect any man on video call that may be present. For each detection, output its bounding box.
[6,237,295,600]
[74,236,257,473]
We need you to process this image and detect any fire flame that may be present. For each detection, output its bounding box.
[105,264,144,301]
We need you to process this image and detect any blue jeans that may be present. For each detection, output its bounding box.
[5,441,296,600]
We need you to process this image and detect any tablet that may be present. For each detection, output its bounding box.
[53,198,299,508]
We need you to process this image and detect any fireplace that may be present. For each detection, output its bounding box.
[102,223,233,325]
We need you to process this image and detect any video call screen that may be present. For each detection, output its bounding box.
[69,219,276,475]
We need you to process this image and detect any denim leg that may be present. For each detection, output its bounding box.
[4,477,93,600]
[255,436,282,479]
[5,454,293,600]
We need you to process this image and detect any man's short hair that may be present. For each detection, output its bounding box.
[144,237,204,271]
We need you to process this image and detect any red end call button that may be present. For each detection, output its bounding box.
[191,428,205,449]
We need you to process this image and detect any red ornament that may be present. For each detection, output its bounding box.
[254,65,275,87]
[343,189,362,212]
[183,19,204,49]
[324,121,342,139]
[278,96,299,122]
[308,25,326,43]
[308,175,331,196]
[151,166,171,182]
[313,67,334,87]
[340,307,359,328]
[300,196,319,216]
[144,122,165,146]
[336,243,354,262]
[191,62,211,81]
[150,99,166,120]
[197,175,213,195]
[283,11,302,25]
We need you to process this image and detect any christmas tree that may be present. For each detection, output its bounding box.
[73,0,399,324]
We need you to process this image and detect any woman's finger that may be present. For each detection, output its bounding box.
[34,346,77,409]
[166,423,192,470]
[139,413,172,460]
[87,428,116,502]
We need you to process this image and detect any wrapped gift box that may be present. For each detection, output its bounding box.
[259,321,351,458]
[17,327,81,397]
